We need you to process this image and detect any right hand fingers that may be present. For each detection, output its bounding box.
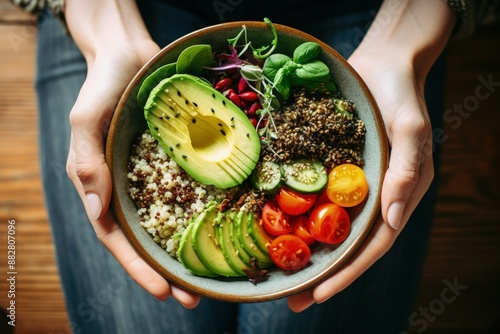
[65,52,200,306]
[67,137,200,306]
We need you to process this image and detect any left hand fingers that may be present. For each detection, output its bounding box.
[287,216,396,312]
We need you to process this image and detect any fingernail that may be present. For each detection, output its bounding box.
[387,202,405,230]
[86,193,102,221]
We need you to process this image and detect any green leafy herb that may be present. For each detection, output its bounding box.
[137,62,177,108]
[262,41,336,100]
[251,17,278,59]
[292,41,321,64]
[176,44,214,76]
[227,17,278,60]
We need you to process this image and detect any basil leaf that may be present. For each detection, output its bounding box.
[137,62,177,108]
[176,44,213,76]
[295,60,331,82]
[263,53,290,81]
[293,42,321,64]
[274,68,291,100]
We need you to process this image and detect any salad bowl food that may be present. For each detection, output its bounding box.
[106,20,388,302]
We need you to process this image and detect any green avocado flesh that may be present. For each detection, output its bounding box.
[177,204,273,278]
[192,206,240,277]
[177,222,218,277]
[144,74,261,189]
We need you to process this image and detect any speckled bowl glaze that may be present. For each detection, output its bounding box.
[106,21,388,302]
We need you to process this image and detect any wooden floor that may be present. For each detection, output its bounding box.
[0,1,499,333]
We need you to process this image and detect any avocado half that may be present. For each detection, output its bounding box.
[144,74,261,189]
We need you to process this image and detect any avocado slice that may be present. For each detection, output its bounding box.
[246,213,274,254]
[229,211,254,266]
[177,222,218,277]
[144,74,261,189]
[215,212,253,275]
[192,205,241,277]
[236,211,272,266]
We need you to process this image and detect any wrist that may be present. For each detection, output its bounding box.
[65,0,152,63]
[353,0,455,80]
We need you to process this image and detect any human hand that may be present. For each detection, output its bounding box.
[287,0,455,312]
[64,0,201,308]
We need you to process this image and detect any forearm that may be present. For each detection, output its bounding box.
[64,0,152,63]
[354,0,456,80]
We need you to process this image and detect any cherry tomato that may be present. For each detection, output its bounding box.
[326,164,368,207]
[308,203,350,245]
[314,188,333,207]
[268,234,311,271]
[261,200,294,236]
[291,215,316,246]
[276,187,317,215]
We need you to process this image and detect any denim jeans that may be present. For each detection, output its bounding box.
[35,2,444,333]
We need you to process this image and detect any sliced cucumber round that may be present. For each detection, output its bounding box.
[250,161,284,194]
[283,159,328,193]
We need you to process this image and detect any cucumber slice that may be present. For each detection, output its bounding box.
[283,159,328,193]
[250,161,284,194]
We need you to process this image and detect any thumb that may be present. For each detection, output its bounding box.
[381,104,434,230]
[68,106,113,221]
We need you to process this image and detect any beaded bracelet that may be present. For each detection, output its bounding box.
[444,0,476,37]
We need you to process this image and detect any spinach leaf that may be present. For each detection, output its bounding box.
[176,44,213,76]
[137,62,177,108]
[293,42,321,64]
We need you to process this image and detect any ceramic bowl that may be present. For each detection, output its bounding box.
[106,21,388,302]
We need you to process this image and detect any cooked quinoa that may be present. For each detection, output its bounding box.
[128,88,366,258]
[127,132,238,257]
[262,89,366,169]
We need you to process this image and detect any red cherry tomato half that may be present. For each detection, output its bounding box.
[261,200,294,236]
[308,203,351,245]
[269,234,311,271]
[291,215,316,246]
[275,187,317,215]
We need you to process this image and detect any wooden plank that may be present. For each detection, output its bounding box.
[0,4,70,332]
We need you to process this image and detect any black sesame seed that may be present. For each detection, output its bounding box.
[182,155,187,159]
[218,123,222,127]
[166,115,170,119]
[220,130,226,136]
[177,91,181,97]
[212,93,216,98]
[185,99,189,105]
[192,118,196,124]
[231,116,234,121]
[246,133,250,138]
[211,108,215,113]
[222,100,226,106]
[169,146,173,152]
[193,102,198,107]
[154,126,158,130]
[175,143,180,147]
[175,112,179,118]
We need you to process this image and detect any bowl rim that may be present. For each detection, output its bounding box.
[106,20,388,302]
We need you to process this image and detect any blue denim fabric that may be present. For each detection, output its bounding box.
[35,2,444,333]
